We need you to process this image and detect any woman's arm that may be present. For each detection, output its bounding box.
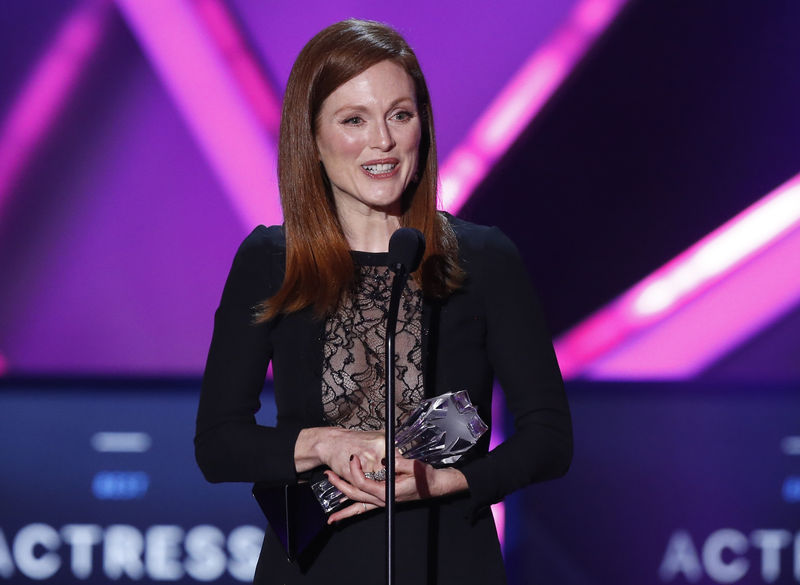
[195,227,302,485]
[458,226,573,516]
[294,426,384,478]
[196,226,414,494]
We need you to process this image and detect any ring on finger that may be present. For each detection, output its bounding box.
[364,467,387,482]
[362,502,367,513]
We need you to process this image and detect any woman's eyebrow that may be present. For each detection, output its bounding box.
[331,96,416,117]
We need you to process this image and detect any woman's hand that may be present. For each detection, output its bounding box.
[294,426,385,484]
[324,454,469,524]
[324,451,386,523]
[393,457,468,502]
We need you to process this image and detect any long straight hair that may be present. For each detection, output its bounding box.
[258,19,462,321]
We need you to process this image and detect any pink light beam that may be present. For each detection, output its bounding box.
[115,0,282,231]
[192,0,282,140]
[555,172,800,379]
[0,0,111,217]
[0,0,110,376]
[440,0,629,214]
[490,385,507,553]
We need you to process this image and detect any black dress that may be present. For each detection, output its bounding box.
[195,214,572,584]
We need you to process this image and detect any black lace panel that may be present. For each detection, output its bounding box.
[322,264,424,431]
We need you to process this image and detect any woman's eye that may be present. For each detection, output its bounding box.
[342,116,363,125]
[393,111,414,121]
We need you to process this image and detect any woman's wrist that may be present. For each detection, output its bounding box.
[294,426,338,473]
[432,466,468,498]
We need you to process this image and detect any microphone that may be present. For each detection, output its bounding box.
[387,228,425,275]
[383,226,424,585]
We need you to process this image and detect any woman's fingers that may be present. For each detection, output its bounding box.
[348,456,388,501]
[325,467,385,507]
[324,460,469,525]
[391,459,431,501]
[393,455,416,475]
[327,499,378,525]
[343,453,387,492]
[324,457,390,524]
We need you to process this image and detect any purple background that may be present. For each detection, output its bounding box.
[2,3,798,378]
[0,0,573,375]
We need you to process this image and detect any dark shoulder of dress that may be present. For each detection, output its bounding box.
[321,251,423,430]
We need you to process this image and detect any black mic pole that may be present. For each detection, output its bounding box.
[384,266,404,585]
[384,228,424,585]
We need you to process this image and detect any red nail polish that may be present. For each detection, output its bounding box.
[350,454,354,461]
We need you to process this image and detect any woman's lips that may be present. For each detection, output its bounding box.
[361,158,400,178]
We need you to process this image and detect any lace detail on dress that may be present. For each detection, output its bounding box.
[321,263,424,431]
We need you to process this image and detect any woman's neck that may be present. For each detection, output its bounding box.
[337,206,402,252]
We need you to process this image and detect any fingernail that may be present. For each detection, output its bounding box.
[350,454,354,461]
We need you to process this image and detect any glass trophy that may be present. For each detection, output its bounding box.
[311,390,488,513]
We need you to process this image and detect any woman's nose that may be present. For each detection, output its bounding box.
[371,120,396,151]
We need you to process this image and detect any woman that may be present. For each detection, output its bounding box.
[195,19,572,584]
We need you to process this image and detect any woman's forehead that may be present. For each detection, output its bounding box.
[321,61,417,113]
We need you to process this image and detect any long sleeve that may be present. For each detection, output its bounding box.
[194,226,301,486]
[458,225,573,514]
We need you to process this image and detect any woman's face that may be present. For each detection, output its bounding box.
[315,60,421,218]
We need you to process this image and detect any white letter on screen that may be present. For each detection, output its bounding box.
[61,525,102,579]
[0,529,14,579]
[103,525,144,580]
[145,525,184,581]
[750,529,791,583]
[703,529,749,584]
[659,530,703,582]
[13,524,61,580]
[227,526,264,582]
[185,525,226,581]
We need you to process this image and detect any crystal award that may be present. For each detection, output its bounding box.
[311,390,488,513]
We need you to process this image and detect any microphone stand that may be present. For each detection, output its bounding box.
[382,226,424,585]
[384,262,407,585]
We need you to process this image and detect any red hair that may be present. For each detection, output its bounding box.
[258,19,462,321]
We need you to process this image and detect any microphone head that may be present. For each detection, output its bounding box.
[388,228,426,273]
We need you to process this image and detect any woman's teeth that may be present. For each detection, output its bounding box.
[362,163,397,175]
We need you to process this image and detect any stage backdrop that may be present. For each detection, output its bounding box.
[2,378,798,584]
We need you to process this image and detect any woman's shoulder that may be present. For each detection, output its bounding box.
[230,225,286,278]
[235,225,286,258]
[439,212,519,260]
[242,224,285,250]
